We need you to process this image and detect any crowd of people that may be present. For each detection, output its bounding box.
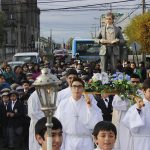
[0,55,150,150]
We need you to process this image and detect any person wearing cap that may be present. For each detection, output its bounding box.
[10,83,19,91]
[26,72,33,81]
[20,80,34,148]
[0,92,10,147]
[16,86,24,99]
[83,65,93,79]
[0,88,11,94]
[6,90,24,149]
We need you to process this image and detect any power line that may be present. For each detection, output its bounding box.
[40,0,137,11]
[116,3,141,24]
[0,0,137,7]
[38,0,87,3]
[0,0,98,7]
[40,7,145,12]
[2,0,147,14]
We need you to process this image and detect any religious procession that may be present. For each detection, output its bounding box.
[0,11,150,150]
[0,51,150,150]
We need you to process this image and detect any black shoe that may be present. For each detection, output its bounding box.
[2,143,8,148]
[8,146,15,150]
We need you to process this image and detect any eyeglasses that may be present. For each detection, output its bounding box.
[131,81,140,83]
[71,85,83,89]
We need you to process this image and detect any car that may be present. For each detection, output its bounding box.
[8,61,25,69]
[53,49,68,59]
[8,52,41,69]
[12,52,41,64]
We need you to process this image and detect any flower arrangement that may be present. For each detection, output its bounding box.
[84,72,141,103]
[84,72,115,93]
[111,72,138,100]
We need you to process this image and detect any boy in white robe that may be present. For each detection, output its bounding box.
[92,121,117,150]
[122,78,150,150]
[55,77,103,150]
[112,73,143,150]
[28,91,45,150]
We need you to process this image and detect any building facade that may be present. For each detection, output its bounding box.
[1,0,40,58]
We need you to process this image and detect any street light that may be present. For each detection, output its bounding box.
[33,68,60,150]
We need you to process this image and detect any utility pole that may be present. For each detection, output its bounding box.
[141,0,146,61]
[50,29,52,53]
[94,26,97,38]
[91,24,97,38]
[142,0,146,14]
[110,3,112,12]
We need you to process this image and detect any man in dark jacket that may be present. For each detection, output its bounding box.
[0,92,10,147]
[6,90,24,149]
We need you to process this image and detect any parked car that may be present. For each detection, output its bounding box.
[8,61,25,69]
[8,52,41,69]
[53,49,68,59]
[12,52,41,63]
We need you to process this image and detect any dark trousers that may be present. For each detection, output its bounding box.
[2,125,8,146]
[100,46,119,73]
[7,126,23,148]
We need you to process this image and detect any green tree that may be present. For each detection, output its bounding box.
[0,11,5,47]
[66,37,74,50]
[125,11,150,53]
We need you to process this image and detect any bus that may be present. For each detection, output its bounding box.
[72,38,100,62]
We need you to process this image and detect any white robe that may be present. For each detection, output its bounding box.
[55,96,103,150]
[56,87,71,106]
[112,95,131,150]
[122,98,150,150]
[28,91,45,150]
[56,87,97,107]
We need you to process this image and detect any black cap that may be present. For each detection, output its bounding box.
[9,90,19,96]
[1,92,9,97]
[1,88,11,93]
[21,80,30,85]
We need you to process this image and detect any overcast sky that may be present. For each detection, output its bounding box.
[37,0,148,43]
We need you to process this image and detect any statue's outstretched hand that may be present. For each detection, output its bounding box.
[94,39,100,44]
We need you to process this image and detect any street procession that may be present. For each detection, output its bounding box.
[0,0,150,150]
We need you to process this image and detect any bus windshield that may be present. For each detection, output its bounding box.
[72,39,100,62]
